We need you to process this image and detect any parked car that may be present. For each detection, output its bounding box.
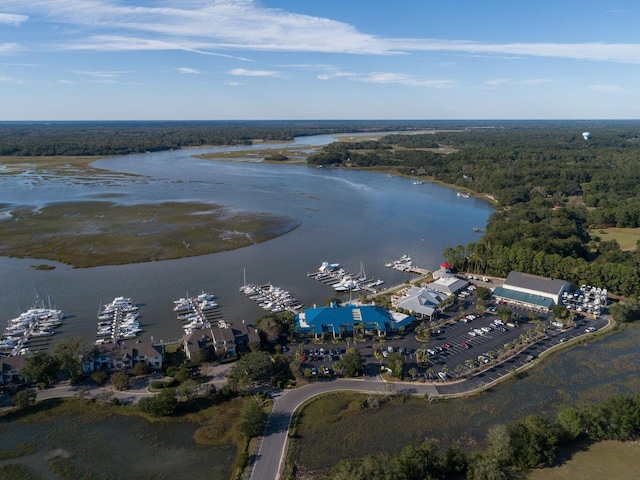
[460,342,470,349]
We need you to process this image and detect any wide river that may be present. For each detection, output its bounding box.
[0,134,493,345]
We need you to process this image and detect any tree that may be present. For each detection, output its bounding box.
[132,361,151,377]
[110,371,130,391]
[52,336,89,383]
[336,348,365,377]
[240,397,268,438]
[20,351,59,386]
[556,407,585,442]
[507,415,558,468]
[12,389,36,409]
[91,370,109,386]
[385,352,405,379]
[486,424,512,467]
[476,286,491,302]
[496,307,513,322]
[175,379,200,401]
[466,454,507,480]
[138,388,177,417]
[227,351,274,391]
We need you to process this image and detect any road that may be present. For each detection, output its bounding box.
[250,377,439,480]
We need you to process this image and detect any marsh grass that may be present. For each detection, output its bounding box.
[0,464,40,480]
[0,201,299,268]
[0,397,240,480]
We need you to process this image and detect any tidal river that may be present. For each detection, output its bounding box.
[0,134,493,345]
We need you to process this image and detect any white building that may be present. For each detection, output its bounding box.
[395,286,450,319]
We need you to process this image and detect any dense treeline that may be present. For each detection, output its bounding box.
[308,121,640,297]
[330,393,640,480]
[0,120,454,157]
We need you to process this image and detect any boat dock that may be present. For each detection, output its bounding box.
[308,261,385,294]
[174,292,226,335]
[240,283,303,314]
[95,296,143,345]
[1,306,66,356]
[384,255,430,275]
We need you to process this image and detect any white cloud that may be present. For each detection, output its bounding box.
[229,68,280,77]
[224,80,241,86]
[0,43,20,53]
[0,75,22,84]
[73,70,130,79]
[589,84,628,93]
[518,78,551,85]
[485,78,508,86]
[177,67,200,74]
[319,70,453,88]
[4,1,640,64]
[0,13,28,26]
[57,79,78,85]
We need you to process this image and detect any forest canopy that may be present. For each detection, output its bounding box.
[308,121,640,297]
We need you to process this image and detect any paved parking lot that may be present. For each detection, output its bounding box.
[292,293,608,382]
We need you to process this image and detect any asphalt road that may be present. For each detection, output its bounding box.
[249,377,439,480]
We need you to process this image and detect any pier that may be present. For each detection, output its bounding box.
[174,292,226,335]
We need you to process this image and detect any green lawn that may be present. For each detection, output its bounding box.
[527,441,640,480]
[590,227,640,251]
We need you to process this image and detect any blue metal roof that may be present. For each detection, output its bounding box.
[493,286,555,309]
[295,304,413,336]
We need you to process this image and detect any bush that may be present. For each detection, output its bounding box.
[91,370,109,386]
[150,379,179,390]
[138,389,177,417]
[132,362,151,376]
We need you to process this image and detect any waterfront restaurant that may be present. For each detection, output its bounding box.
[295,303,414,338]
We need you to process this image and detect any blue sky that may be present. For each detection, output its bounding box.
[1,0,639,120]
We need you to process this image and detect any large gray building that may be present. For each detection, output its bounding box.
[492,271,570,311]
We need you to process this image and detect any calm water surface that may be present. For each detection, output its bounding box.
[0,135,493,344]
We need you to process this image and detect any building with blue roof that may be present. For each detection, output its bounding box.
[295,303,414,338]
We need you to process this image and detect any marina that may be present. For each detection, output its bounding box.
[308,261,385,294]
[1,304,66,356]
[173,291,227,335]
[239,283,303,314]
[95,297,143,345]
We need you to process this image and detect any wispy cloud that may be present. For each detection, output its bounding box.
[485,77,552,87]
[73,70,130,79]
[485,78,508,86]
[229,68,280,77]
[319,70,453,88]
[0,13,28,26]
[177,67,200,74]
[57,79,78,85]
[224,80,241,86]
[4,1,640,64]
[589,84,628,93]
[0,75,22,84]
[0,43,20,54]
